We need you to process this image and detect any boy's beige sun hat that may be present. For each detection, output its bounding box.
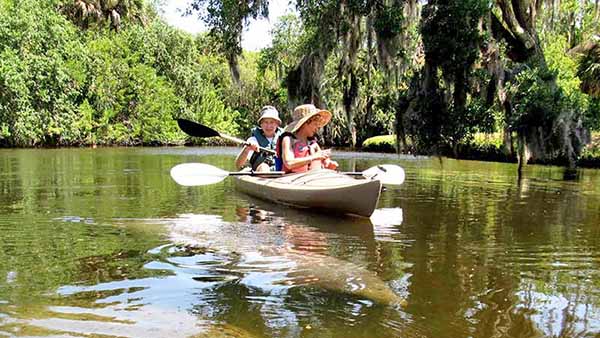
[284,104,332,133]
[257,106,282,124]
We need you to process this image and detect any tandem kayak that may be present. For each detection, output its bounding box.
[234,169,382,217]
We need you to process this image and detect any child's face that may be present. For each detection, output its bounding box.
[260,118,280,137]
[300,115,323,136]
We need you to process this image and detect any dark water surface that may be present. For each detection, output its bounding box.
[0,147,598,338]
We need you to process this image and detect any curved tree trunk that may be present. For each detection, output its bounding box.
[494,0,543,63]
[492,0,588,168]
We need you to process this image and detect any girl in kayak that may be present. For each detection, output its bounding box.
[235,106,283,171]
[276,104,339,173]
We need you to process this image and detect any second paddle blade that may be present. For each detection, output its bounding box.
[170,163,229,186]
[362,164,405,186]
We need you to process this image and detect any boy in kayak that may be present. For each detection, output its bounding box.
[277,104,339,173]
[235,106,283,172]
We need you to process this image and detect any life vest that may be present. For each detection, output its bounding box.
[275,132,317,173]
[249,126,283,171]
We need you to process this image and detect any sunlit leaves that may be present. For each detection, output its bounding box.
[186,0,269,82]
[0,0,243,146]
[59,0,147,31]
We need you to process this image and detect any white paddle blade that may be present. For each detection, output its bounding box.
[362,164,405,186]
[170,163,229,186]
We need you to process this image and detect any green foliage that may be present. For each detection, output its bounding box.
[577,44,600,97]
[506,62,590,164]
[505,66,561,133]
[471,132,504,149]
[444,97,497,145]
[408,0,490,152]
[579,131,600,166]
[1,0,599,171]
[457,132,511,162]
[587,98,600,130]
[0,0,86,146]
[372,2,404,39]
[186,0,269,73]
[537,0,599,49]
[421,0,487,78]
[58,0,148,31]
[224,52,285,134]
[544,34,583,97]
[543,34,598,131]
[82,26,238,145]
[361,135,397,153]
[0,0,242,147]
[257,14,304,80]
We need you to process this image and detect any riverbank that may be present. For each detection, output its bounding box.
[361,132,600,168]
[3,131,599,169]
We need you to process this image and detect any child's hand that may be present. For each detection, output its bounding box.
[246,140,260,152]
[322,159,338,170]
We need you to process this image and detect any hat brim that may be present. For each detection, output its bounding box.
[258,116,282,124]
[284,109,331,133]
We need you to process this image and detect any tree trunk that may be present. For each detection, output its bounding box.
[227,54,241,86]
[568,11,576,48]
[495,0,539,51]
[494,0,547,65]
[550,0,554,31]
[343,70,359,148]
[492,0,585,169]
[517,134,527,179]
[595,0,599,26]
[453,68,467,111]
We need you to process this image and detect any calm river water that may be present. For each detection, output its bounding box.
[0,147,598,338]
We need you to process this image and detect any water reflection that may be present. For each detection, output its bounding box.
[1,148,599,337]
[165,210,406,305]
[159,206,415,337]
[0,205,415,338]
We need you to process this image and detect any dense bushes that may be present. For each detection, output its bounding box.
[0,1,85,146]
[361,135,397,153]
[0,0,278,147]
[579,132,600,167]
[361,131,600,168]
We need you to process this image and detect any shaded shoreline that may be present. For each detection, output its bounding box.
[359,133,600,169]
[1,142,599,169]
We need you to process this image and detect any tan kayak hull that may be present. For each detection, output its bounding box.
[235,170,382,217]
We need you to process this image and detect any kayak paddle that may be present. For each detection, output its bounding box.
[170,163,285,186]
[360,164,405,186]
[170,163,405,186]
[177,119,276,155]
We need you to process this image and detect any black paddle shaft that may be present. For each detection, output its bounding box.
[228,171,286,176]
[177,119,276,155]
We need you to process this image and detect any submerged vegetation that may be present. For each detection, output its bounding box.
[0,0,600,168]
